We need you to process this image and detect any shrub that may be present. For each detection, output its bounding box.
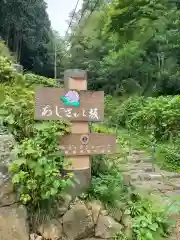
[24,73,59,88]
[0,84,35,141]
[104,95,122,126]
[0,40,14,61]
[0,56,15,83]
[88,170,127,206]
[126,193,170,240]
[106,95,180,141]
[105,95,146,127]
[117,96,146,127]
[156,143,180,172]
[9,121,71,208]
[131,95,180,140]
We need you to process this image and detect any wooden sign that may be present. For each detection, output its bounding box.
[34,69,117,197]
[60,133,117,156]
[35,87,104,121]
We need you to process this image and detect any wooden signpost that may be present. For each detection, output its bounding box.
[35,69,117,196]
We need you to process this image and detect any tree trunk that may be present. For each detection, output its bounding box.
[18,36,22,63]
[6,25,10,46]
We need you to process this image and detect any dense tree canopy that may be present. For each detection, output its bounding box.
[0,0,64,77]
[65,0,180,96]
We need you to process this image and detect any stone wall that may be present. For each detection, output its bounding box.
[30,197,131,240]
[0,134,15,205]
[0,134,29,240]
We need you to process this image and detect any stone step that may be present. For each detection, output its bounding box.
[130,172,164,181]
[127,155,151,163]
[160,171,180,179]
[131,150,146,155]
[132,180,175,193]
[165,179,180,190]
[126,163,155,172]
[162,190,180,198]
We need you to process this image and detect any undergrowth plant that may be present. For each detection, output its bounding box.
[0,85,35,141]
[0,56,15,83]
[113,193,170,240]
[9,121,71,208]
[127,193,170,240]
[24,73,59,88]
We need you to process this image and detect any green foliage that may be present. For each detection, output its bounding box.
[105,96,146,128]
[0,56,15,83]
[0,67,71,210]
[9,121,71,207]
[0,40,14,61]
[88,170,126,206]
[128,194,170,240]
[66,0,180,96]
[131,96,180,140]
[155,142,180,172]
[105,95,180,141]
[0,1,65,78]
[0,84,35,141]
[114,193,170,240]
[0,60,62,141]
[24,73,59,88]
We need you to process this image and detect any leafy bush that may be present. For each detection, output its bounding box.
[156,142,180,172]
[9,121,71,207]
[0,40,14,61]
[88,170,127,206]
[0,84,35,141]
[0,56,15,83]
[0,76,60,142]
[123,193,170,240]
[117,96,146,128]
[104,95,122,126]
[105,95,180,141]
[24,73,59,88]
[131,96,180,140]
[105,95,146,128]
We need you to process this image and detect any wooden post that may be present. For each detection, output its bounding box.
[63,69,91,197]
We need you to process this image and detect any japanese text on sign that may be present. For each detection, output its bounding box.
[41,105,100,120]
[60,133,117,156]
[35,88,104,121]
[60,144,113,156]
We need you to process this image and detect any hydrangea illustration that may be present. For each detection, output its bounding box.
[60,90,80,107]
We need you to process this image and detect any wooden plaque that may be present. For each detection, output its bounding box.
[60,133,117,156]
[35,88,104,121]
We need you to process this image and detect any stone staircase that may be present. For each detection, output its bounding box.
[120,149,180,239]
